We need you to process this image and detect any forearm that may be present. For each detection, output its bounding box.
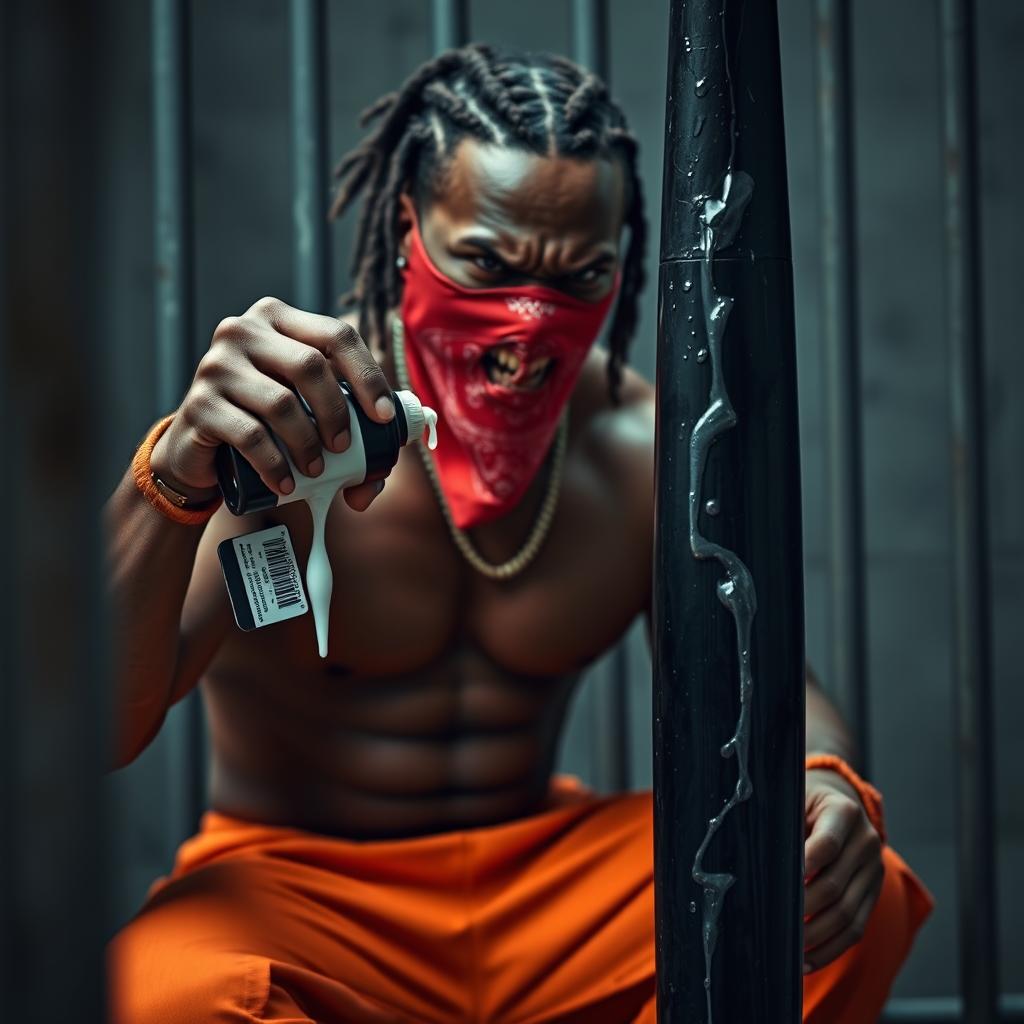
[804,663,858,767]
[104,468,205,768]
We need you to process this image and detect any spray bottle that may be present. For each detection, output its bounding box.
[215,384,437,658]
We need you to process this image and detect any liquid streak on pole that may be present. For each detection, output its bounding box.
[939,1,1000,1020]
[813,0,870,771]
[653,0,804,1020]
[153,0,206,835]
[571,0,630,794]
[290,0,331,314]
[432,0,468,54]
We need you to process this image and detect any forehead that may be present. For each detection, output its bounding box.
[427,137,626,243]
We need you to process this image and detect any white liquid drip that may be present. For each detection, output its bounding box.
[305,489,335,659]
[423,407,439,450]
[299,398,438,660]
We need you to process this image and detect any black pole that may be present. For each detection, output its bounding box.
[571,0,631,795]
[813,0,870,771]
[653,1,804,1021]
[290,0,331,314]
[1,1,109,1019]
[938,1,1000,1020]
[153,0,207,836]
[432,0,468,54]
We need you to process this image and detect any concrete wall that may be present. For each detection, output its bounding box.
[101,0,1024,1002]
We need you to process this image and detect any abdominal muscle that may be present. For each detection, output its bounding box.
[198,447,595,839]
[203,646,579,839]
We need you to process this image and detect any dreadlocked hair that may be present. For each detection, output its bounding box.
[329,43,647,404]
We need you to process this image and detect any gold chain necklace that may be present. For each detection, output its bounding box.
[391,315,568,581]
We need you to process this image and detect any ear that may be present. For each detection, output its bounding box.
[396,192,417,261]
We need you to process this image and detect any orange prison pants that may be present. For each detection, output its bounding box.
[109,776,933,1023]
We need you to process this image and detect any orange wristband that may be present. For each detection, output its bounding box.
[131,415,222,527]
[806,754,887,844]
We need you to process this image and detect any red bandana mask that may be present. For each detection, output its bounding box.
[398,220,619,529]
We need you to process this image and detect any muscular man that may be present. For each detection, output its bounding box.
[108,45,931,1023]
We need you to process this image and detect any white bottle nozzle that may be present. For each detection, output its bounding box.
[394,390,438,450]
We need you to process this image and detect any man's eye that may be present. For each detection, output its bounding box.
[574,263,615,285]
[472,254,503,272]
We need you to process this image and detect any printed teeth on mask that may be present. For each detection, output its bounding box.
[485,351,552,387]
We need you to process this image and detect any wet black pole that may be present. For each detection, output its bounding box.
[652,1,805,1021]
[290,0,331,314]
[938,1,1000,1021]
[153,0,207,835]
[813,0,870,771]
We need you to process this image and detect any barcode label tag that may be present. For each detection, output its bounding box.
[217,525,308,631]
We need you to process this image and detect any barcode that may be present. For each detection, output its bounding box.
[263,535,302,609]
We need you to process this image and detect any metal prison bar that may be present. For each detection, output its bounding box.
[290,0,332,316]
[153,0,208,840]
[939,0,1001,1020]
[811,0,1006,1019]
[1,1,110,1021]
[812,0,870,772]
[571,0,633,795]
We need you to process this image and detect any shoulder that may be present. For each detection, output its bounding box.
[570,347,655,522]
[572,347,654,464]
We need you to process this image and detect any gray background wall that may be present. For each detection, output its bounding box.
[100,0,1023,1004]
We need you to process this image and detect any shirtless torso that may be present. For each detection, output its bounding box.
[183,344,654,839]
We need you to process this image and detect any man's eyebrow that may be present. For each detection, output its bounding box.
[566,251,617,275]
[454,234,616,270]
[453,233,503,251]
